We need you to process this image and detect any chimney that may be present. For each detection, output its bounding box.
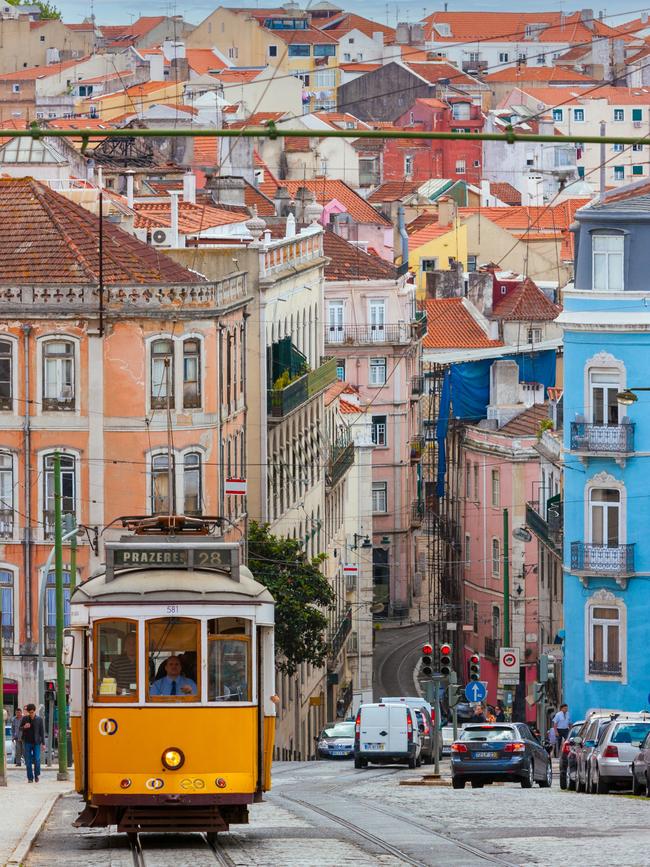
[487,360,522,427]
[183,170,196,204]
[372,31,384,45]
[285,212,296,238]
[274,185,291,217]
[397,205,409,269]
[125,170,135,208]
[580,8,594,30]
[480,179,491,205]
[294,185,314,222]
[170,56,190,82]
[206,175,246,207]
[642,11,648,24]
[170,191,181,248]
[147,53,165,81]
[97,165,103,189]
[437,196,456,227]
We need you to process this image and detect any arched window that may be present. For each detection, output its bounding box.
[183,452,201,516]
[42,339,74,411]
[151,339,174,409]
[586,590,625,680]
[182,338,201,409]
[45,570,70,655]
[0,569,13,652]
[0,452,13,539]
[151,452,174,514]
[0,340,12,410]
[43,453,75,539]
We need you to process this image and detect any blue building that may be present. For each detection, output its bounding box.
[561,182,650,718]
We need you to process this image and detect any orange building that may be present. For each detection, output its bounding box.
[0,178,250,706]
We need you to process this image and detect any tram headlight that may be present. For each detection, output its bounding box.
[162,747,185,770]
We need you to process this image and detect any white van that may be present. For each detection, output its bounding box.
[354,702,422,768]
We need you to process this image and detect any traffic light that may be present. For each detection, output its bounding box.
[440,643,452,678]
[448,682,463,708]
[539,653,556,683]
[547,654,556,680]
[533,682,546,703]
[422,643,433,678]
[469,652,481,681]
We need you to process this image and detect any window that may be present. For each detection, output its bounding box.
[498,52,509,63]
[45,570,70,654]
[491,469,500,507]
[288,44,310,56]
[632,108,643,122]
[183,452,201,516]
[632,143,644,151]
[369,299,385,341]
[451,102,470,120]
[268,45,278,57]
[404,154,413,176]
[0,453,13,538]
[589,605,621,676]
[527,327,542,344]
[95,620,138,700]
[613,108,624,122]
[336,359,345,381]
[208,617,251,701]
[12,84,19,93]
[592,233,624,291]
[151,338,174,409]
[455,159,466,175]
[614,166,624,181]
[613,143,624,153]
[491,538,500,577]
[314,69,335,88]
[473,602,478,633]
[590,370,620,425]
[633,165,644,176]
[147,617,199,701]
[314,44,335,57]
[573,108,585,122]
[536,53,546,65]
[467,254,477,272]
[182,338,201,409]
[43,339,74,410]
[372,481,387,513]
[0,340,11,410]
[227,47,238,59]
[371,415,387,446]
[468,51,480,62]
[492,606,500,641]
[590,488,620,547]
[369,357,386,386]
[43,454,75,538]
[473,464,479,499]
[465,461,472,498]
[151,452,175,515]
[420,258,438,273]
[0,570,13,651]
[465,534,471,566]
[551,108,564,123]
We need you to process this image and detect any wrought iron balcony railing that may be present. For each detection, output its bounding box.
[525,501,562,553]
[43,510,75,540]
[570,422,634,454]
[411,499,424,527]
[2,625,13,653]
[571,542,635,576]
[328,607,352,659]
[325,319,426,346]
[267,357,337,420]
[411,375,424,397]
[0,508,13,539]
[589,660,622,676]
[326,440,354,489]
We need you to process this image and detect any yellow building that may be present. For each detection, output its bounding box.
[408,210,468,297]
[81,80,183,121]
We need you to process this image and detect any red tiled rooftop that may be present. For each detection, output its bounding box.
[323,229,398,281]
[284,137,311,152]
[492,277,561,321]
[317,13,395,40]
[282,179,390,225]
[0,56,91,80]
[489,182,522,205]
[498,403,550,436]
[263,25,338,44]
[484,65,596,83]
[133,201,245,233]
[423,11,632,44]
[404,61,484,88]
[186,49,228,75]
[228,111,287,129]
[253,151,280,198]
[408,221,455,248]
[367,180,420,203]
[422,298,502,350]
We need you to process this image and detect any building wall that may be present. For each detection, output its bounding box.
[409,222,468,296]
[0,19,94,74]
[186,8,282,68]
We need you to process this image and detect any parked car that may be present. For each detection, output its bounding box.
[354,702,422,769]
[441,724,458,756]
[4,724,13,763]
[316,721,355,760]
[631,730,650,795]
[450,723,552,789]
[560,721,584,790]
[574,714,617,793]
[589,716,650,793]
[414,707,435,764]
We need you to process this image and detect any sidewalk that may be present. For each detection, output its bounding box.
[0,766,74,866]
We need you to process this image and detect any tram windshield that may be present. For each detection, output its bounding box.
[146,617,199,701]
[95,620,138,701]
[208,618,251,702]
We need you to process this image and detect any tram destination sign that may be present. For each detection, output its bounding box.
[105,542,239,582]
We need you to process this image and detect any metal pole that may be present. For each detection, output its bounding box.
[450,670,458,742]
[66,514,77,593]
[503,508,510,647]
[53,452,68,781]
[0,604,6,786]
[98,188,104,337]
[432,679,441,777]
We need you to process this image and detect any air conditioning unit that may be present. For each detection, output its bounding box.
[151,228,172,247]
[634,121,643,128]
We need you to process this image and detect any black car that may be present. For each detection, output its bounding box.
[451,723,552,789]
[560,720,584,790]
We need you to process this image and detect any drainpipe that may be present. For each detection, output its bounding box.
[22,325,32,645]
[397,205,409,269]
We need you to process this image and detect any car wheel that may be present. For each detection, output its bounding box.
[632,765,644,796]
[452,777,465,789]
[354,756,363,769]
[568,770,576,792]
[586,768,593,794]
[471,781,484,788]
[576,771,584,793]
[645,772,650,798]
[559,769,567,790]
[408,755,417,770]
[594,765,609,795]
[539,761,553,788]
[520,762,534,789]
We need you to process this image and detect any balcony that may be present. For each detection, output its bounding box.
[410,436,425,463]
[2,625,12,653]
[571,541,635,588]
[0,509,13,539]
[570,422,634,462]
[326,439,354,489]
[268,357,337,420]
[325,317,427,347]
[411,499,424,527]
[461,60,488,74]
[525,500,562,555]
[328,607,352,659]
[484,637,500,660]
[45,625,56,656]
[43,510,75,540]
[589,660,622,677]
[258,226,323,278]
[411,375,424,397]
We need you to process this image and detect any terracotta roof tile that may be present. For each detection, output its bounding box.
[511,85,650,106]
[192,137,219,167]
[318,13,395,40]
[339,397,364,414]
[367,180,420,203]
[423,11,630,44]
[0,178,202,285]
[404,61,485,89]
[339,63,381,73]
[284,136,311,152]
[227,111,287,129]
[408,222,454,248]
[422,298,502,350]
[484,65,595,83]
[492,277,561,321]
[0,56,91,81]
[499,403,550,436]
[406,213,438,234]
[324,380,348,406]
[253,151,280,198]
[243,181,276,217]
[323,229,398,281]
[489,182,522,205]
[263,25,338,44]
[185,49,228,75]
[133,201,246,232]
[282,179,390,225]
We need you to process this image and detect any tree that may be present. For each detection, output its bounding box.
[248,521,334,676]
[7,1,61,19]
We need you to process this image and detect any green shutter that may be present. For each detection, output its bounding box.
[632,108,643,122]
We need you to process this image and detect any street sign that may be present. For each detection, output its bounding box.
[464,681,487,703]
[343,564,358,576]
[499,646,520,685]
[225,477,247,495]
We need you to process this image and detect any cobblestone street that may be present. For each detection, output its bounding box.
[15,759,650,866]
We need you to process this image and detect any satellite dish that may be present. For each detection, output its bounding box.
[512,527,532,543]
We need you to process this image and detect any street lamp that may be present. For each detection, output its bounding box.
[617,387,650,405]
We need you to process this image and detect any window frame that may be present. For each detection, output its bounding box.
[93,618,140,704]
[182,337,202,409]
[371,414,387,447]
[183,451,202,516]
[42,338,75,412]
[586,596,625,682]
[552,108,563,122]
[0,568,14,653]
[573,108,585,123]
[491,469,500,508]
[491,537,500,577]
[45,569,71,654]
[207,632,252,702]
[145,616,202,704]
[592,232,624,292]
[43,453,76,539]
[150,337,175,410]
[613,108,624,122]
[372,481,387,513]
[0,452,13,539]
[369,356,386,387]
[151,451,176,515]
[0,339,13,411]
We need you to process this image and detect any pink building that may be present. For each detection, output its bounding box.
[323,229,425,614]
[461,361,548,722]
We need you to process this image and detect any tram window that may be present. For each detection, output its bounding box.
[208,617,251,702]
[94,620,138,701]
[146,618,200,701]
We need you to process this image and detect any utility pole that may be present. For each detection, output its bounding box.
[65,514,77,593]
[53,451,69,781]
[0,601,6,787]
[503,508,510,646]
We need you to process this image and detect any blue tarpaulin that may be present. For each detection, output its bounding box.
[435,369,451,497]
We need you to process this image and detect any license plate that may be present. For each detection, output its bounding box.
[331,750,346,756]
[364,743,384,751]
[472,751,498,759]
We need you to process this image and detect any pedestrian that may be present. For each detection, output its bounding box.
[19,703,45,783]
[10,707,23,766]
[552,703,571,751]
[471,704,486,723]
[494,702,506,722]
[485,705,496,723]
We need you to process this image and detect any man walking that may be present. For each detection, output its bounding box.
[10,707,23,766]
[552,703,571,751]
[19,704,45,783]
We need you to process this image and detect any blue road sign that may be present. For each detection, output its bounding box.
[465,681,487,703]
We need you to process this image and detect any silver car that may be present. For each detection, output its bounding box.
[589,716,650,793]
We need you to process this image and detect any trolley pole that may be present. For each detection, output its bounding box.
[53,452,69,781]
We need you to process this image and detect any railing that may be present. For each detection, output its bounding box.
[2,625,12,653]
[259,226,323,277]
[589,660,622,676]
[325,320,425,346]
[410,436,425,462]
[268,357,337,419]
[570,422,634,454]
[45,625,56,656]
[327,440,354,488]
[43,510,75,540]
[525,501,562,552]
[461,60,488,73]
[484,637,500,659]
[329,607,352,659]
[411,375,424,397]
[411,499,424,527]
[338,680,353,714]
[571,542,635,575]
[0,509,13,539]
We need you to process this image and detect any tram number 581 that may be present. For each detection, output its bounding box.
[167,605,179,614]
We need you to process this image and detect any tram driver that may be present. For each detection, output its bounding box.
[150,655,197,697]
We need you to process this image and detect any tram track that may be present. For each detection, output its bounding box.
[128,831,237,867]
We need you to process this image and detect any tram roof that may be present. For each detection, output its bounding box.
[70,565,274,605]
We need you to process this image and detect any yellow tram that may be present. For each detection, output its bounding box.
[66,517,276,835]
